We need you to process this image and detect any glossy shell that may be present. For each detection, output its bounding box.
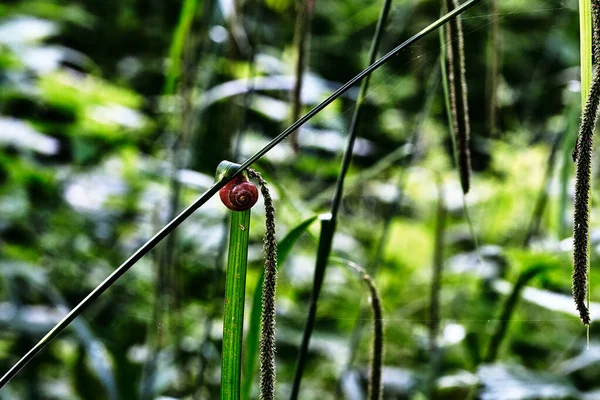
[219,176,259,211]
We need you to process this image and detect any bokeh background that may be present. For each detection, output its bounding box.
[0,0,597,399]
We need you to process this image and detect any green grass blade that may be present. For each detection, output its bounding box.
[242,215,318,400]
[291,214,335,400]
[581,0,593,105]
[329,0,392,219]
[164,0,198,95]
[221,210,251,400]
[439,17,456,165]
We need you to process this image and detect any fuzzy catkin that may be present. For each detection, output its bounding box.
[444,0,472,194]
[248,169,278,400]
[575,0,600,163]
[365,273,384,400]
[340,260,384,400]
[573,0,600,326]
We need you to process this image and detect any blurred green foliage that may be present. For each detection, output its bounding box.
[0,0,598,399]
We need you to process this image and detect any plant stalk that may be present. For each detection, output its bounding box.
[221,209,251,399]
[290,0,392,396]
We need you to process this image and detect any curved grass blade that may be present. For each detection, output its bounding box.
[0,0,483,387]
[221,209,252,399]
[242,215,318,400]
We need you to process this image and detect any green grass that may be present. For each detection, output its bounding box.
[221,209,251,400]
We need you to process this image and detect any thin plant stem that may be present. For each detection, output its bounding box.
[0,0,483,387]
[581,0,593,108]
[429,177,447,354]
[290,214,334,400]
[344,64,440,370]
[522,134,562,248]
[440,3,483,269]
[164,15,198,357]
[290,0,392,396]
[232,0,263,158]
[163,0,198,96]
[221,209,251,399]
[290,0,315,151]
[485,0,501,137]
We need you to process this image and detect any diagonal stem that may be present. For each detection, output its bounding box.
[291,0,392,396]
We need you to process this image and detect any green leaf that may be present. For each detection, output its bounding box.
[221,209,252,400]
[216,160,248,182]
[242,215,318,400]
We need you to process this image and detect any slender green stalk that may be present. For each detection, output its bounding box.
[243,216,317,400]
[290,0,315,151]
[290,1,392,397]
[345,64,440,370]
[164,0,198,95]
[290,214,334,400]
[485,0,501,137]
[221,210,251,400]
[581,0,593,107]
[523,135,562,248]
[199,1,262,393]
[162,1,199,360]
[0,1,483,387]
[429,177,446,354]
[440,6,482,268]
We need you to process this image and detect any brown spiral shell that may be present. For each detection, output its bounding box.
[219,175,259,211]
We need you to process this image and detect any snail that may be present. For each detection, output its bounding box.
[216,160,259,211]
[219,175,259,211]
